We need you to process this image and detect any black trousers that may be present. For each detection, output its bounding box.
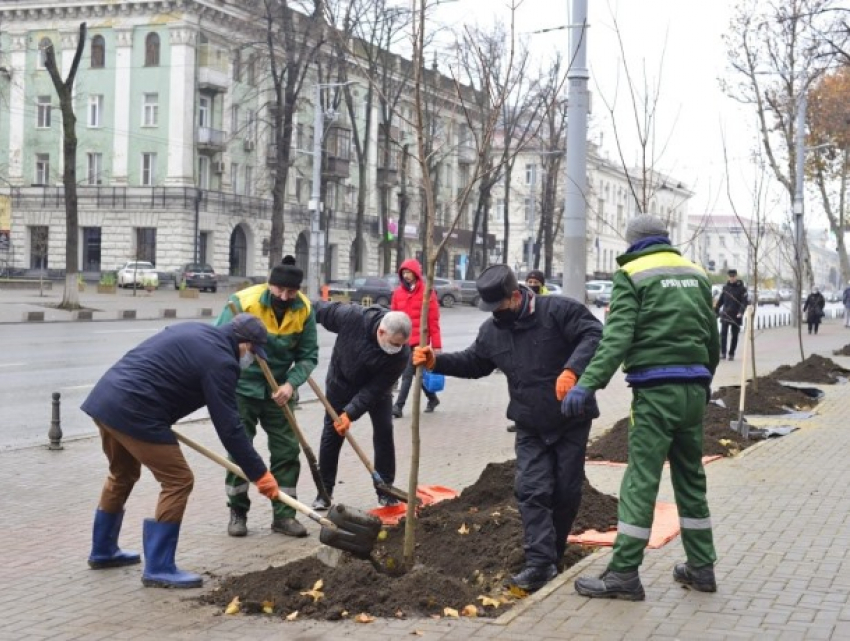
[394,352,438,409]
[318,391,395,498]
[514,421,591,567]
[719,321,740,356]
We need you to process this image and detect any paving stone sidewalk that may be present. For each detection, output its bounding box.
[2,307,850,639]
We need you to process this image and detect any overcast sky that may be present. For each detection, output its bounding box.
[418,0,787,223]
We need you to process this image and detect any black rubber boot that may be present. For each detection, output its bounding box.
[507,564,558,592]
[227,508,247,537]
[575,569,645,601]
[141,518,203,588]
[88,509,141,569]
[673,562,717,592]
[271,517,308,538]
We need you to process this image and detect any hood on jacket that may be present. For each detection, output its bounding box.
[398,258,424,284]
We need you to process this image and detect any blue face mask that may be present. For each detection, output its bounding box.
[239,351,255,370]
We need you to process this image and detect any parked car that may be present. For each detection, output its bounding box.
[382,273,462,307]
[585,280,613,303]
[756,289,780,306]
[352,276,394,306]
[594,282,614,307]
[457,280,480,306]
[545,283,563,296]
[173,263,217,292]
[116,261,159,289]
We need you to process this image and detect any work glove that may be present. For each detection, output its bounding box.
[413,346,436,370]
[255,471,280,500]
[561,385,598,419]
[333,412,352,436]
[555,369,578,401]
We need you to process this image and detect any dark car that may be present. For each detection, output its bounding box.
[174,263,218,292]
[351,276,393,306]
[457,280,480,306]
[382,273,461,308]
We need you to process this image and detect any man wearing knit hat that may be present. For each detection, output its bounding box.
[525,270,549,296]
[564,213,720,601]
[215,256,318,538]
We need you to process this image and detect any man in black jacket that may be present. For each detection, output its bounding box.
[714,269,748,360]
[414,264,603,593]
[81,314,280,589]
[312,302,411,509]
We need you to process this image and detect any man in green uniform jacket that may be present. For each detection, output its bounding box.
[563,214,720,601]
[215,257,318,538]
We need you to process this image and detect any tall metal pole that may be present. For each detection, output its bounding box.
[193,188,202,264]
[308,83,323,301]
[527,164,536,271]
[792,91,806,328]
[563,0,589,302]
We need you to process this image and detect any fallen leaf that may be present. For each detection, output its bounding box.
[378,530,389,541]
[491,511,501,518]
[341,610,349,617]
[461,604,478,617]
[718,439,733,447]
[508,584,529,598]
[224,596,241,615]
[285,610,299,621]
[262,600,274,615]
[411,631,424,636]
[443,607,459,618]
[457,523,470,535]
[477,595,500,608]
[355,613,375,623]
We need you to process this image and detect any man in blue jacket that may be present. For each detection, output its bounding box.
[81,314,280,589]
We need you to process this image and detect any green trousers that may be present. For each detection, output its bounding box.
[226,394,301,520]
[610,383,717,572]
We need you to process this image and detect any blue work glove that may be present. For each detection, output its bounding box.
[561,385,597,419]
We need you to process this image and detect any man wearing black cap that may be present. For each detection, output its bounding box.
[81,314,280,588]
[714,268,748,360]
[215,256,318,538]
[413,264,602,593]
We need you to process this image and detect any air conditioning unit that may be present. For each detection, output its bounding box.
[213,160,226,174]
[243,139,255,152]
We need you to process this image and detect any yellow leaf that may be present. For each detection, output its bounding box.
[299,579,325,602]
[355,613,375,623]
[262,600,274,615]
[457,523,470,535]
[443,607,459,618]
[285,610,299,621]
[508,584,529,598]
[313,579,324,591]
[477,595,501,608]
[718,439,732,447]
[378,530,388,541]
[224,596,241,615]
[461,604,478,617]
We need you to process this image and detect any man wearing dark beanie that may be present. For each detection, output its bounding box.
[214,256,318,539]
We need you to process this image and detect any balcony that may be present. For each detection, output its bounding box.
[267,142,278,167]
[457,143,476,165]
[377,166,399,186]
[197,44,229,92]
[322,153,351,180]
[197,126,226,151]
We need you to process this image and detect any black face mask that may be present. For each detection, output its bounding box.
[271,296,293,313]
[492,307,519,326]
[529,285,541,294]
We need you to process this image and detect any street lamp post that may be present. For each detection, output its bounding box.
[527,164,536,271]
[193,188,202,264]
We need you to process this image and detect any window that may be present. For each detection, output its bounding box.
[244,165,253,196]
[245,109,256,143]
[145,33,160,67]
[142,93,158,126]
[325,127,351,160]
[199,232,210,265]
[198,156,210,190]
[525,164,535,185]
[230,162,240,194]
[524,197,533,223]
[246,55,255,85]
[35,154,50,185]
[36,96,51,128]
[141,153,157,186]
[87,153,103,185]
[82,227,102,271]
[88,95,103,127]
[91,35,105,68]
[135,227,157,263]
[232,49,241,81]
[296,123,305,150]
[38,38,53,69]
[198,95,210,128]
[29,226,49,270]
[719,235,726,248]
[230,104,240,133]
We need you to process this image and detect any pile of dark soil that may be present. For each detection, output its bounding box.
[200,461,618,621]
[712,376,818,415]
[834,344,850,357]
[769,354,850,384]
[587,402,752,463]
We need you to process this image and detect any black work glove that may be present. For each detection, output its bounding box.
[704,384,712,405]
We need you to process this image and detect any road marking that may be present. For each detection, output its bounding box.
[62,384,95,391]
[0,362,27,368]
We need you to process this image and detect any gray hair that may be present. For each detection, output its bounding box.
[379,311,412,341]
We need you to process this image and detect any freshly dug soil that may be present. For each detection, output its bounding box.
[769,354,850,384]
[834,343,850,357]
[200,461,618,620]
[587,402,753,463]
[712,376,818,415]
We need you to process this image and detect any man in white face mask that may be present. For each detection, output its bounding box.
[312,301,411,508]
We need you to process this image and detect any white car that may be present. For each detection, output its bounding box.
[585,280,613,303]
[117,261,159,289]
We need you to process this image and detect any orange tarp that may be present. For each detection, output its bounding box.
[568,501,679,549]
[369,485,458,526]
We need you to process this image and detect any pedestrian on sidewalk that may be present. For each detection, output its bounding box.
[216,256,318,539]
[843,281,850,328]
[413,264,602,593]
[81,314,281,589]
[391,259,442,418]
[565,214,720,601]
[714,268,748,361]
[312,302,411,509]
[803,287,826,335]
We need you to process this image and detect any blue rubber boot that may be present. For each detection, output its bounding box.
[141,518,203,588]
[88,509,141,569]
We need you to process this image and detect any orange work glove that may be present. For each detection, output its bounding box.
[413,346,436,370]
[333,412,352,436]
[555,369,578,401]
[255,471,280,500]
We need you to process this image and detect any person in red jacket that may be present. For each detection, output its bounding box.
[391,258,443,417]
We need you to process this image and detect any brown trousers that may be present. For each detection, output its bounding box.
[95,421,194,523]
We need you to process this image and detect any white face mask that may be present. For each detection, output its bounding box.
[380,341,403,355]
[239,351,255,370]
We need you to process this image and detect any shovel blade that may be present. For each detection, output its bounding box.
[318,503,382,559]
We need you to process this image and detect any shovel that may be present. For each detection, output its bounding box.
[306,376,419,506]
[172,428,380,558]
[731,306,755,439]
[226,300,333,506]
